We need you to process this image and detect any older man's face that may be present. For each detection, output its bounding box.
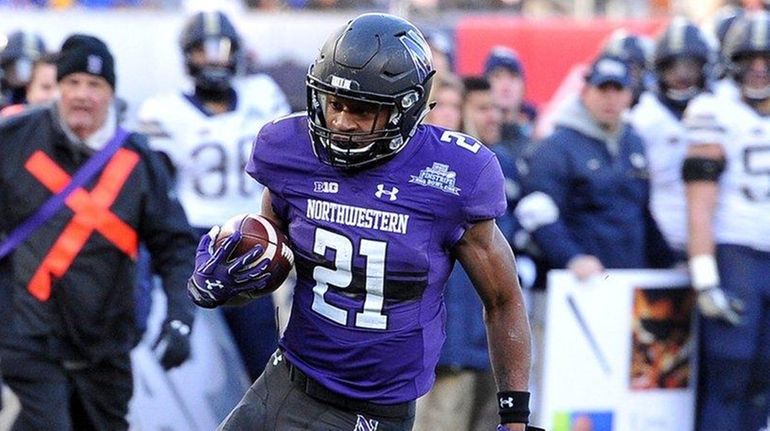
[58,72,113,140]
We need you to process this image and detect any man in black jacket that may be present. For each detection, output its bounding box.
[0,34,197,431]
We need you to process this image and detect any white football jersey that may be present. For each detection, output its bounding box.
[684,92,770,252]
[630,92,689,251]
[138,74,290,228]
[712,78,740,100]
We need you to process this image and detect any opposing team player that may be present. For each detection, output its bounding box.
[138,10,290,379]
[601,29,653,107]
[683,11,770,431]
[0,30,47,109]
[187,13,540,431]
[630,18,713,256]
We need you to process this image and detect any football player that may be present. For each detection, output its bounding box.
[683,11,770,430]
[630,17,713,256]
[138,10,290,380]
[0,30,46,109]
[601,29,654,107]
[711,5,744,79]
[187,13,540,431]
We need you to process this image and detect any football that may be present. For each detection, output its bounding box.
[214,213,294,298]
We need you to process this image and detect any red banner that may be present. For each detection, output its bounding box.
[455,17,668,107]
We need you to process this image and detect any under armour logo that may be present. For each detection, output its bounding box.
[354,414,379,431]
[499,397,514,408]
[204,279,224,290]
[272,352,283,366]
[375,184,399,201]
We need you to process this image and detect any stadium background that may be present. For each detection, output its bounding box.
[0,0,736,128]
[0,1,756,430]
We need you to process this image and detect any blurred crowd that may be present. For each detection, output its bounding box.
[0,0,520,10]
[0,0,695,16]
[0,0,769,430]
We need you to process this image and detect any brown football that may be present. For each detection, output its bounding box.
[214,213,294,298]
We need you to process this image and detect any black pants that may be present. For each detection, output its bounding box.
[219,350,416,431]
[0,340,132,431]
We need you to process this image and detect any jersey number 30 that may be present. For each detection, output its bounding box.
[311,228,388,330]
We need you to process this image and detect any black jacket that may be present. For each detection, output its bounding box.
[0,106,197,361]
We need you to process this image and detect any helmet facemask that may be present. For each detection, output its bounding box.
[307,71,430,170]
[657,56,707,105]
[2,57,34,88]
[185,36,239,93]
[732,53,770,104]
[304,13,435,170]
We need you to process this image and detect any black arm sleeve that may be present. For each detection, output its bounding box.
[139,142,197,326]
[682,156,725,183]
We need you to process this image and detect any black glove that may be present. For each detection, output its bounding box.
[153,319,192,370]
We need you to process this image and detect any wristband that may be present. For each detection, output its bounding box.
[497,390,530,424]
[689,254,720,291]
[498,427,546,431]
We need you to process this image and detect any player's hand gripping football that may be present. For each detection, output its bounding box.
[697,286,744,326]
[187,226,272,308]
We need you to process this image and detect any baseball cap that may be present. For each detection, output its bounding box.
[585,55,631,88]
[484,45,523,77]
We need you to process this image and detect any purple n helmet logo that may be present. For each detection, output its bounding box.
[399,30,432,82]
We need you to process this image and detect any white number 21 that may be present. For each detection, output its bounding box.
[311,228,388,330]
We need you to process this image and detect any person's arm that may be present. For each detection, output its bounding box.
[454,219,532,431]
[683,142,742,325]
[685,143,722,260]
[141,147,198,369]
[681,94,743,325]
[516,142,602,279]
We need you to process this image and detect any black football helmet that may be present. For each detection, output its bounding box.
[307,13,435,169]
[601,29,653,105]
[712,6,745,79]
[723,11,770,103]
[602,29,650,70]
[0,30,46,90]
[179,10,241,92]
[652,17,713,109]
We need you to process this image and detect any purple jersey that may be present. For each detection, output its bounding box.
[246,113,506,403]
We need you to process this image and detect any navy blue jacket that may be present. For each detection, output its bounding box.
[519,97,672,270]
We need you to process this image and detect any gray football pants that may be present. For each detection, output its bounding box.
[219,350,416,431]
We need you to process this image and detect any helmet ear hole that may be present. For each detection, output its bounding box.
[305,13,434,169]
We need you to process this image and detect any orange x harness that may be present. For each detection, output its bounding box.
[24,149,140,301]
